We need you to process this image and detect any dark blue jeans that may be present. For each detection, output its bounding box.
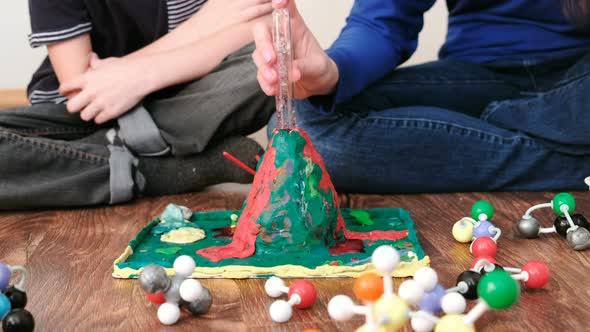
[269,50,590,193]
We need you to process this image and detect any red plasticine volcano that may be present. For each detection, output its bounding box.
[113,127,429,278]
[198,128,410,263]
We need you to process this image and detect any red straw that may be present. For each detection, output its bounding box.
[223,151,256,176]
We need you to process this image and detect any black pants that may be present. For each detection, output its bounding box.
[0,43,274,210]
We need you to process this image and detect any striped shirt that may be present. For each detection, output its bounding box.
[28,0,207,105]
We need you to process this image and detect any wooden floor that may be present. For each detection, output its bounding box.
[0,89,28,109]
[1,191,589,331]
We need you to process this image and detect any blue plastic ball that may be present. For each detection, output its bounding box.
[0,293,12,320]
[418,284,445,313]
[473,221,497,239]
[0,263,11,291]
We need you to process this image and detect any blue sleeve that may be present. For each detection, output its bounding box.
[310,0,436,113]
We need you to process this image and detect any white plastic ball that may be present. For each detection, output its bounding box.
[265,276,286,298]
[441,292,467,314]
[398,280,424,304]
[411,315,436,332]
[173,255,196,278]
[269,300,293,323]
[328,295,355,321]
[371,245,400,273]
[414,267,438,292]
[157,302,181,325]
[179,279,203,302]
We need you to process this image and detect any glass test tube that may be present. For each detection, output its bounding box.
[272,8,297,129]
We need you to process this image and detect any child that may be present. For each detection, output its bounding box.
[0,0,275,210]
[254,0,590,193]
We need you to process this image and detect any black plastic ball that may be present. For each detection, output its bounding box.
[554,214,590,238]
[2,309,35,332]
[3,286,27,309]
[456,270,481,300]
[186,288,212,316]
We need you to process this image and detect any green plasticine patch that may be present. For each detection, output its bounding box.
[114,207,426,278]
[349,210,375,226]
[155,247,183,255]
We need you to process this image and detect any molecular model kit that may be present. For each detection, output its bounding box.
[0,263,35,332]
[516,193,590,250]
[450,200,550,298]
[327,245,524,332]
[139,256,212,325]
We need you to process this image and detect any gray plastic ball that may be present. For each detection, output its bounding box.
[517,217,540,239]
[139,265,171,293]
[186,288,212,316]
[567,227,590,251]
[165,275,184,303]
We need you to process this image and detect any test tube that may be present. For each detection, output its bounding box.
[272,8,297,129]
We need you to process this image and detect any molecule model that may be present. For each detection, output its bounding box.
[328,245,434,332]
[0,263,35,332]
[516,193,590,250]
[139,256,212,325]
[453,200,502,245]
[435,269,520,332]
[264,277,317,323]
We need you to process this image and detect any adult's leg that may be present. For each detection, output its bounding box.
[334,59,527,118]
[0,104,141,210]
[292,99,589,193]
[482,51,590,154]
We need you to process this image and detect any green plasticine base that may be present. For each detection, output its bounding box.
[113,207,427,279]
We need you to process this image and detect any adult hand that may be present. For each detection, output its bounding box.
[195,0,274,37]
[59,55,152,124]
[252,0,339,99]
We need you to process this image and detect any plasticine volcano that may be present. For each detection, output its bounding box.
[113,128,429,279]
[113,8,427,279]
[198,129,342,261]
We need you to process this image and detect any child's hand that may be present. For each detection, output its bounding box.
[59,55,152,124]
[252,0,339,99]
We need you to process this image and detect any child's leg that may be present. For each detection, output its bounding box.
[136,43,274,157]
[0,104,130,210]
[292,100,589,193]
[103,43,269,196]
[0,103,262,210]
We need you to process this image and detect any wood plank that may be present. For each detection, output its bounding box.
[0,89,28,109]
[1,191,589,331]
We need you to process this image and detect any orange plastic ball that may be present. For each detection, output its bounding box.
[353,272,384,302]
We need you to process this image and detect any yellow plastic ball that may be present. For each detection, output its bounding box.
[374,295,409,331]
[356,325,388,332]
[452,219,474,243]
[434,314,475,332]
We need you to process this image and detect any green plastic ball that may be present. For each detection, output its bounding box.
[552,193,576,216]
[471,200,494,221]
[477,270,520,310]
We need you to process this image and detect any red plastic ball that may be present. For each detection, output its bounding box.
[145,292,166,304]
[471,256,497,269]
[288,280,317,309]
[471,237,497,258]
[522,261,550,288]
